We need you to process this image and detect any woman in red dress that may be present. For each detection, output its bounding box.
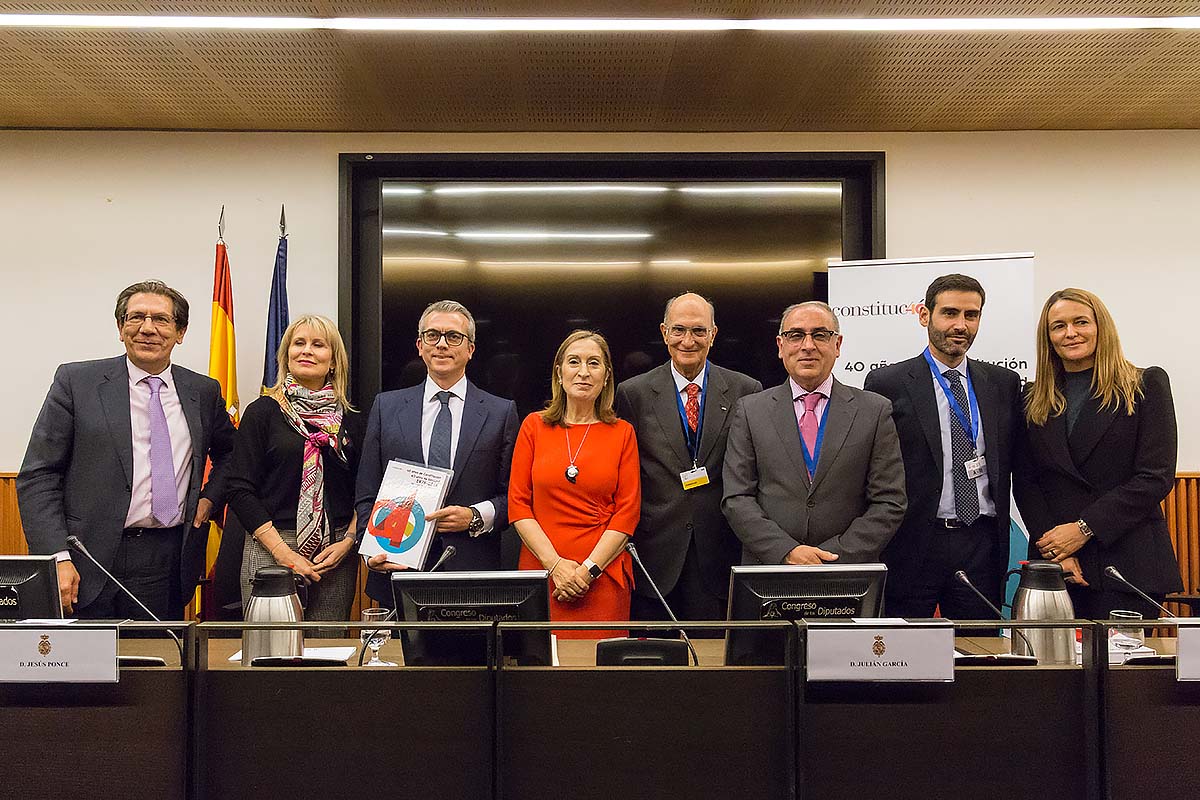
[509,330,641,638]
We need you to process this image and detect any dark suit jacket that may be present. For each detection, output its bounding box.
[355,380,519,603]
[864,354,1023,596]
[1013,366,1182,596]
[722,378,906,566]
[17,355,235,610]
[614,361,762,599]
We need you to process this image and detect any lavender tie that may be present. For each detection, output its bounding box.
[144,376,178,526]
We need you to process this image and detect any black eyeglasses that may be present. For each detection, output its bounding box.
[420,329,471,347]
[779,328,839,344]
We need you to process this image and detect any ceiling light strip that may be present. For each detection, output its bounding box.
[2,15,1200,32]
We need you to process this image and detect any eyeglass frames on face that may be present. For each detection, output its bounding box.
[665,325,712,340]
[420,329,471,346]
[123,313,176,329]
[779,328,839,345]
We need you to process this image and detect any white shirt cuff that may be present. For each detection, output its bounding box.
[472,501,497,536]
[53,550,71,563]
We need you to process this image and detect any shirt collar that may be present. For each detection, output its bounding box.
[927,349,970,376]
[669,360,708,394]
[424,373,468,403]
[126,357,173,388]
[790,373,833,401]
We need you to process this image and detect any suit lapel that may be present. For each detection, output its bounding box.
[1067,396,1117,468]
[768,382,811,488]
[397,386,424,463]
[697,365,733,466]
[649,365,693,470]
[810,379,856,493]
[904,358,943,475]
[450,382,486,493]
[969,362,1001,488]
[1041,412,1090,485]
[97,357,134,486]
[172,366,206,485]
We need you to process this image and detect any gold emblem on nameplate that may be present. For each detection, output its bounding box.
[871,635,886,657]
[38,634,52,656]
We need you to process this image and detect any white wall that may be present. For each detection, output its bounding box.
[3,129,1197,469]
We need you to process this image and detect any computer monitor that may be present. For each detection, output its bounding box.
[725,563,887,666]
[0,555,63,621]
[390,570,552,666]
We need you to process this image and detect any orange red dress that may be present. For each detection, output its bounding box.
[509,413,641,638]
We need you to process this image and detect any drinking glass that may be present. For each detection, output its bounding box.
[1109,610,1145,650]
[361,608,396,666]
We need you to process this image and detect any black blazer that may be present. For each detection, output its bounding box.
[1013,366,1181,596]
[614,361,762,599]
[864,354,1023,596]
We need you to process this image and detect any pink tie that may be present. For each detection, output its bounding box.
[799,392,822,476]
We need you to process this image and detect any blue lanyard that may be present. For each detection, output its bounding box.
[923,348,980,447]
[673,365,708,468]
[795,392,830,476]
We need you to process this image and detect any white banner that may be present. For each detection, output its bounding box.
[827,253,1037,389]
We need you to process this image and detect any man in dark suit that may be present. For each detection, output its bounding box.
[723,301,906,566]
[18,280,235,619]
[864,274,1023,619]
[356,300,518,606]
[615,293,762,623]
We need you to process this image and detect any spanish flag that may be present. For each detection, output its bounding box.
[196,239,239,616]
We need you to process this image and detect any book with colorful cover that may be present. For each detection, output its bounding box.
[358,459,453,570]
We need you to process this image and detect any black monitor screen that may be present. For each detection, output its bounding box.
[725,564,887,665]
[390,570,551,666]
[0,556,63,621]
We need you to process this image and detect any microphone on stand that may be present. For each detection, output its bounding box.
[1103,566,1174,618]
[66,535,183,663]
[427,545,457,573]
[625,541,699,667]
[954,570,1037,660]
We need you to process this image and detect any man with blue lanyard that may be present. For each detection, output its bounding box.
[615,293,761,625]
[723,301,906,568]
[864,274,1023,620]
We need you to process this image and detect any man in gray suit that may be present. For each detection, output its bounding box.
[722,301,906,566]
[615,293,762,623]
[18,280,235,619]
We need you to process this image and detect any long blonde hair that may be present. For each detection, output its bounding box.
[540,330,617,427]
[266,314,354,409]
[1025,288,1141,426]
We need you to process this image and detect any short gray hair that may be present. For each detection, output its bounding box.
[662,292,717,327]
[778,301,839,335]
[417,300,476,341]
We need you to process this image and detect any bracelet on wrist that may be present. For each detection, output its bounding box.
[548,556,563,573]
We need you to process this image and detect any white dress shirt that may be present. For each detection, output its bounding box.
[928,353,996,520]
[420,375,495,533]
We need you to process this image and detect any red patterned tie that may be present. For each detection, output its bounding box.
[684,383,700,432]
[799,392,822,477]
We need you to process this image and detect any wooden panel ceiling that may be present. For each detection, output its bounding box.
[1,1,1198,131]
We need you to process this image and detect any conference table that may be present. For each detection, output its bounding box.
[2,620,1197,800]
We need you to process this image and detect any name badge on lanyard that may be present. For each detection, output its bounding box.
[676,368,710,491]
[923,348,985,482]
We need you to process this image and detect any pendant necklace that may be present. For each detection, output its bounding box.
[564,422,594,483]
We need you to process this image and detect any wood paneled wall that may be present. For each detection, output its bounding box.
[4,472,1199,617]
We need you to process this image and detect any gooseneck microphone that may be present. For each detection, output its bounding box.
[1103,566,1174,618]
[66,535,184,661]
[954,570,1037,660]
[625,541,699,667]
[357,545,459,666]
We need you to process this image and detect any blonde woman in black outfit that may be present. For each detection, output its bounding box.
[1014,288,1181,619]
[228,314,364,619]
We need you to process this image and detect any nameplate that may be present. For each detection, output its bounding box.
[1173,618,1200,682]
[0,627,118,683]
[806,619,955,682]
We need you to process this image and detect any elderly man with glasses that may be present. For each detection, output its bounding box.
[18,280,235,619]
[355,300,519,605]
[722,301,906,567]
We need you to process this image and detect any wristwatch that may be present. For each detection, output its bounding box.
[1076,519,1095,540]
[467,507,486,537]
[582,558,603,581]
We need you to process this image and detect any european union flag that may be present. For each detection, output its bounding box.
[262,233,289,390]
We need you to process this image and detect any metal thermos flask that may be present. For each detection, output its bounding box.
[1011,560,1076,665]
[242,566,304,666]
